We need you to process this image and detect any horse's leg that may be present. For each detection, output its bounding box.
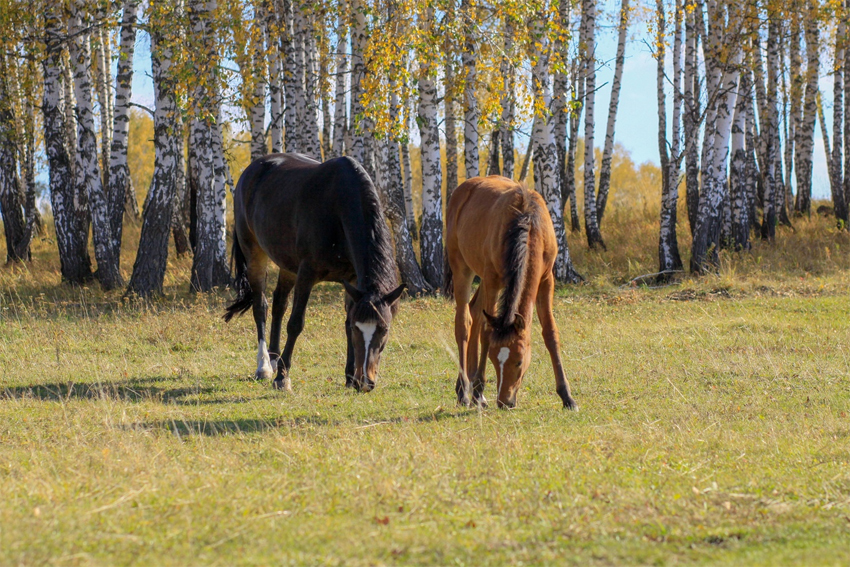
[275,263,316,391]
[247,251,273,382]
[344,290,355,387]
[269,271,295,382]
[452,264,475,407]
[466,288,482,380]
[471,281,498,407]
[536,273,578,410]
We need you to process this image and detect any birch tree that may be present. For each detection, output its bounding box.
[461,0,479,179]
[531,10,582,283]
[833,9,848,225]
[656,0,682,274]
[127,0,182,296]
[331,0,348,157]
[69,0,122,289]
[0,55,27,262]
[596,0,629,226]
[107,0,139,268]
[190,0,230,291]
[581,0,604,249]
[794,2,819,215]
[417,3,443,289]
[500,13,516,179]
[43,3,92,283]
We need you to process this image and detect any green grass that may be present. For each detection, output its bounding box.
[1,279,849,566]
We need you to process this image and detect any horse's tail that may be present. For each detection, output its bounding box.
[442,248,453,299]
[223,230,253,322]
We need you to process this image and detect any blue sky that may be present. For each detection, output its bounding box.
[127,7,833,199]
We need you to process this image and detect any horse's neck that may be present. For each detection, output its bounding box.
[342,205,391,295]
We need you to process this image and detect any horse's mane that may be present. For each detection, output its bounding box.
[342,157,398,300]
[493,186,541,338]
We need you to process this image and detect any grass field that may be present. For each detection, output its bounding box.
[1,213,849,566]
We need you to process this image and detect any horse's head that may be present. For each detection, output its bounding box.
[483,311,531,408]
[343,282,406,392]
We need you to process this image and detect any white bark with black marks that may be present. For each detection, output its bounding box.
[349,0,367,164]
[730,71,750,250]
[69,1,122,290]
[596,0,629,225]
[794,7,819,215]
[250,2,268,160]
[500,16,515,179]
[128,2,182,296]
[331,0,348,157]
[417,5,443,288]
[299,4,322,159]
[43,5,92,283]
[834,16,848,225]
[531,14,581,283]
[282,0,300,153]
[108,0,139,267]
[265,0,283,153]
[189,0,230,291]
[461,0,479,179]
[581,0,603,249]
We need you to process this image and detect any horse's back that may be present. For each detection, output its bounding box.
[233,153,381,280]
[447,176,556,275]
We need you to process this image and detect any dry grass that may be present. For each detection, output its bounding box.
[1,209,849,566]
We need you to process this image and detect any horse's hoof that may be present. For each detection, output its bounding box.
[255,367,275,381]
[562,399,578,411]
[273,378,292,392]
[457,396,471,408]
[473,395,488,408]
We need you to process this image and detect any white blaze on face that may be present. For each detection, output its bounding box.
[354,321,377,378]
[497,347,510,396]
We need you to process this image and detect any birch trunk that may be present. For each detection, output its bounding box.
[445,55,459,198]
[461,0,479,179]
[486,130,500,175]
[845,0,850,213]
[532,14,581,283]
[331,0,348,157]
[402,98,416,236]
[282,0,300,153]
[566,57,582,232]
[43,5,92,283]
[581,0,604,249]
[823,19,850,228]
[190,0,230,291]
[250,3,268,160]
[596,0,629,225]
[761,16,780,241]
[127,3,181,297]
[657,0,682,274]
[683,0,699,235]
[299,4,322,159]
[500,17,515,179]
[0,60,27,262]
[266,0,283,153]
[834,17,848,225]
[61,50,78,190]
[553,0,569,204]
[348,0,367,164]
[730,71,751,250]
[92,18,112,184]
[385,1,431,295]
[417,5,443,289]
[794,8,819,215]
[788,14,803,210]
[15,64,40,260]
[107,0,139,267]
[69,2,122,289]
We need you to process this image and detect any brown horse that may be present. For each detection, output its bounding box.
[444,176,578,409]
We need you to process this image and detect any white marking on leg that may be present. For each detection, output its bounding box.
[497,347,510,397]
[256,339,272,376]
[354,321,377,378]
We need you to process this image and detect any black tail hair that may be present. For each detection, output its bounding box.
[442,247,453,299]
[223,230,253,322]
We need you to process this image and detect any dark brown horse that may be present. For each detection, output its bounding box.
[224,153,405,392]
[444,176,577,409]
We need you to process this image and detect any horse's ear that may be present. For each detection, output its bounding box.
[343,281,364,302]
[513,313,526,332]
[382,284,406,305]
[483,310,499,329]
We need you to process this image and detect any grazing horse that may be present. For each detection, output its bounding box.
[224,153,405,392]
[444,176,577,410]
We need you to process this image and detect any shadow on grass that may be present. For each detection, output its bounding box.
[0,376,255,406]
[125,409,470,437]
